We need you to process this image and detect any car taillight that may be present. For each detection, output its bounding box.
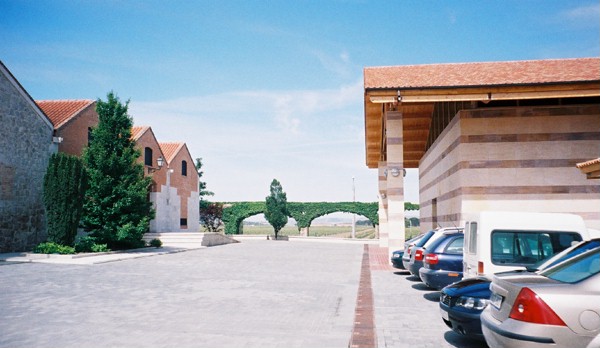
[415,249,424,261]
[424,253,438,265]
[509,287,566,326]
[407,246,413,255]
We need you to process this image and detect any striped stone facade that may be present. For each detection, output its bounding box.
[419,104,600,231]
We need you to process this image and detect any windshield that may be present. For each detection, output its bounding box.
[415,231,435,247]
[540,248,600,284]
[528,240,600,271]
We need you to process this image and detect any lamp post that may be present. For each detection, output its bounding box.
[352,176,356,239]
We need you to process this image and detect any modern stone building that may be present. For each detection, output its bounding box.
[0,61,55,252]
[363,57,600,256]
[36,99,97,156]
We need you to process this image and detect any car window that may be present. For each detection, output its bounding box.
[415,231,435,247]
[445,236,464,254]
[491,230,582,266]
[541,249,600,283]
[531,240,600,271]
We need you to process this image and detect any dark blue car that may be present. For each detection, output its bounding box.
[419,231,463,290]
[439,277,490,339]
[391,233,426,269]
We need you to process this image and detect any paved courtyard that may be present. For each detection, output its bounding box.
[0,239,487,348]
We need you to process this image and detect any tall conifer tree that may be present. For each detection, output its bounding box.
[82,92,153,249]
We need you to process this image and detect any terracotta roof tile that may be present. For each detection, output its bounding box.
[36,100,95,129]
[576,158,600,169]
[364,57,600,89]
[159,142,185,163]
[131,126,150,141]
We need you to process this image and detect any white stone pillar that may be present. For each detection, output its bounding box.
[385,110,406,258]
[378,161,388,248]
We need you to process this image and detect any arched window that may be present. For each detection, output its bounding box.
[181,160,187,176]
[144,147,153,166]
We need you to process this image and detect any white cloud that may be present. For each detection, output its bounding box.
[560,3,600,27]
[126,79,390,203]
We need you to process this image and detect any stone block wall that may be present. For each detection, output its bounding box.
[419,104,600,232]
[0,67,54,252]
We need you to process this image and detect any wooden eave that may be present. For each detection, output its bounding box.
[364,82,600,169]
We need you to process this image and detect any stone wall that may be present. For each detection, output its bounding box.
[0,66,54,252]
[419,104,600,231]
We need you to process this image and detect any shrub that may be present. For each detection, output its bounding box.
[43,153,87,246]
[75,236,110,253]
[91,243,110,252]
[33,242,75,254]
[149,238,162,248]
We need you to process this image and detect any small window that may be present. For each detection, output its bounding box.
[180,218,188,227]
[468,222,478,254]
[181,160,187,176]
[144,147,153,166]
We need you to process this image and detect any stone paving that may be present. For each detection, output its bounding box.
[0,239,489,348]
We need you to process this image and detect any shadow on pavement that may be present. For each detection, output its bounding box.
[405,275,421,282]
[423,291,441,302]
[411,282,432,291]
[393,270,410,276]
[443,331,489,348]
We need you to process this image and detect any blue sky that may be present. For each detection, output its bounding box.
[2,0,599,204]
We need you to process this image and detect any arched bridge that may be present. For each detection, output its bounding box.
[221,201,419,235]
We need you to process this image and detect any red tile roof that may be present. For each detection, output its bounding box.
[576,158,600,169]
[131,126,150,141]
[364,57,600,89]
[159,142,185,163]
[36,100,95,129]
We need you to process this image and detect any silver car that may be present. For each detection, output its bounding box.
[480,245,600,348]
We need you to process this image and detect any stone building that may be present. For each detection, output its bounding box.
[36,100,97,156]
[0,61,55,252]
[363,57,600,256]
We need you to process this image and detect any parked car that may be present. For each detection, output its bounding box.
[391,233,426,269]
[440,231,595,340]
[419,231,464,290]
[405,227,463,278]
[439,277,491,339]
[481,244,600,348]
[402,229,435,270]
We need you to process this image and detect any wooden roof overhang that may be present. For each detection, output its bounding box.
[364,62,600,169]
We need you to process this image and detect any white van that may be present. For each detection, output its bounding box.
[463,211,589,278]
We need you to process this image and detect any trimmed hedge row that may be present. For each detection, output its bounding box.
[222,201,419,235]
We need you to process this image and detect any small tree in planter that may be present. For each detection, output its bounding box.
[264,179,289,240]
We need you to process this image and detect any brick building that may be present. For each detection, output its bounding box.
[0,61,55,252]
[131,127,199,232]
[36,100,97,156]
[363,57,600,256]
